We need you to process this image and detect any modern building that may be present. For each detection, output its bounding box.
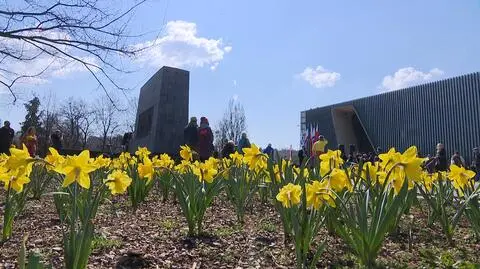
[301,72,480,162]
[132,66,189,155]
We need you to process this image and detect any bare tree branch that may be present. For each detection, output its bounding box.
[0,0,149,104]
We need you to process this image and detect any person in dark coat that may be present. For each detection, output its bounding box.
[237,132,251,154]
[298,148,305,166]
[184,117,199,150]
[472,148,480,181]
[197,117,214,161]
[435,143,448,171]
[263,143,274,159]
[50,130,63,152]
[338,144,347,162]
[451,151,466,167]
[0,121,14,154]
[121,132,132,153]
[221,140,235,159]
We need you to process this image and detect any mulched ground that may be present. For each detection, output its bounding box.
[1,188,480,268]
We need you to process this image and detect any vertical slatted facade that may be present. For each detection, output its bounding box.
[302,72,480,161]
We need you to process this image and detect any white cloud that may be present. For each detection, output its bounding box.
[232,94,239,101]
[298,66,341,88]
[233,79,237,87]
[133,20,232,70]
[380,67,445,92]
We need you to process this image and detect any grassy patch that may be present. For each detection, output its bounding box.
[215,225,241,237]
[260,220,276,233]
[159,218,177,231]
[91,236,122,252]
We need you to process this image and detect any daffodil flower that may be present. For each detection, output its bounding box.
[104,170,132,195]
[57,150,98,189]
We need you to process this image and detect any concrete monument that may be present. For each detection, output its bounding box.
[132,66,189,155]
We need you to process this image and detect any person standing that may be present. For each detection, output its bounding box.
[197,117,214,161]
[451,151,466,167]
[221,140,236,159]
[0,121,15,154]
[184,117,199,150]
[435,143,448,172]
[121,132,132,153]
[237,132,251,154]
[312,135,328,158]
[338,144,347,162]
[50,130,63,152]
[472,148,480,181]
[263,143,274,159]
[22,126,38,157]
[298,148,305,166]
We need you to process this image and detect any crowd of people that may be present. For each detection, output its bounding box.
[0,120,64,157]
[297,135,480,181]
[183,116,276,161]
[2,117,479,181]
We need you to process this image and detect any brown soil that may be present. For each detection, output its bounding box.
[1,190,479,268]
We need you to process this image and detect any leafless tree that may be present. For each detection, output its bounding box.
[94,96,120,151]
[78,106,95,149]
[123,95,138,133]
[215,98,247,151]
[59,98,84,149]
[0,0,147,104]
[39,91,60,154]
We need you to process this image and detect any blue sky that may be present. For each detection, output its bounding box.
[1,0,480,149]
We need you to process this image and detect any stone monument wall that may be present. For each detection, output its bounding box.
[132,66,189,155]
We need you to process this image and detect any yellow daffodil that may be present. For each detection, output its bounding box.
[175,160,193,174]
[205,157,220,168]
[327,168,352,192]
[293,166,309,180]
[118,152,132,168]
[93,155,111,169]
[1,167,31,193]
[152,153,175,169]
[449,164,476,191]
[306,180,336,209]
[180,145,193,161]
[379,148,401,171]
[193,161,218,183]
[243,144,266,171]
[0,153,8,163]
[138,156,154,182]
[45,147,65,169]
[129,156,137,166]
[230,151,244,166]
[276,183,302,208]
[253,157,268,174]
[57,150,97,189]
[222,158,232,168]
[397,146,424,182]
[104,170,132,194]
[5,144,32,171]
[377,171,388,185]
[319,150,344,176]
[135,147,151,158]
[273,164,282,182]
[421,172,438,192]
[389,166,408,194]
[362,162,379,183]
[111,159,123,170]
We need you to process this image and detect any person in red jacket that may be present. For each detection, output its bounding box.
[22,126,37,157]
[197,117,214,161]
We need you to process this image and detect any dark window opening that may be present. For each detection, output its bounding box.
[137,106,154,138]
